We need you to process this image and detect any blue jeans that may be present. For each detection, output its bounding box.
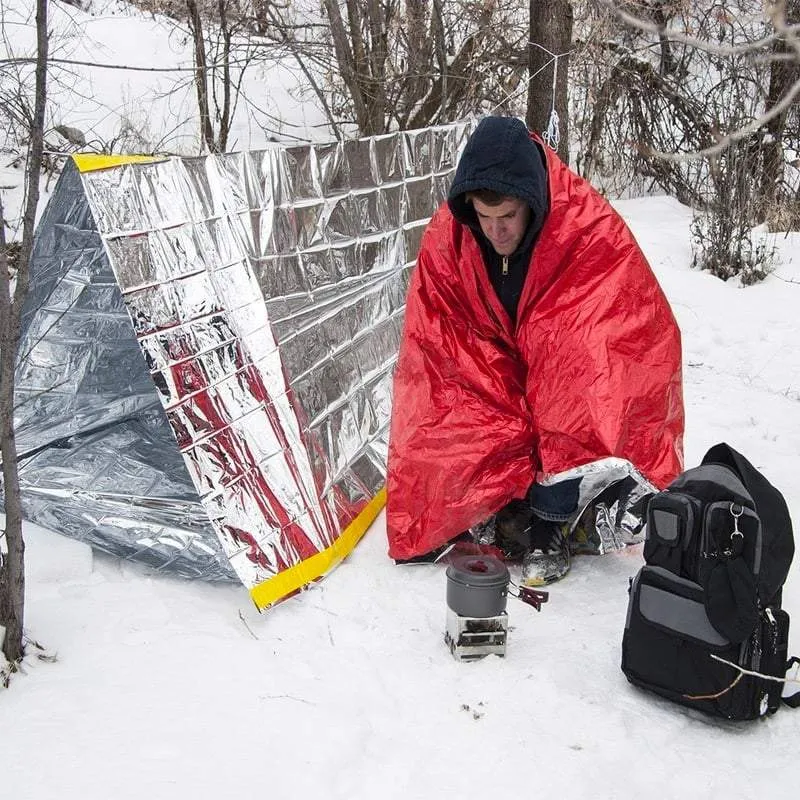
[528,478,582,522]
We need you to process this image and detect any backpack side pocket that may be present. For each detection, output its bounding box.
[644,494,699,577]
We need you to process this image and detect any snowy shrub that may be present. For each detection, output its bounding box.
[690,213,775,284]
[689,136,776,284]
[99,113,158,154]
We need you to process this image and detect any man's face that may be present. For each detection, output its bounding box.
[472,196,530,256]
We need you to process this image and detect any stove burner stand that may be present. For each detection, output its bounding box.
[444,555,510,661]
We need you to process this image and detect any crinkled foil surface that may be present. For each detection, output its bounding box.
[12,123,472,592]
[547,458,656,553]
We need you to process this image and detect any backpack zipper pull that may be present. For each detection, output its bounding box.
[502,256,508,276]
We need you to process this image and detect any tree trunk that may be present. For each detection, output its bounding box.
[0,0,48,666]
[431,0,447,123]
[760,0,800,218]
[526,0,573,164]
[407,11,489,130]
[323,0,372,133]
[652,0,676,76]
[365,0,386,133]
[217,0,232,152]
[187,0,217,153]
[0,221,25,665]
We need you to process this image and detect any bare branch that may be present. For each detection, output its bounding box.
[258,2,341,138]
[649,77,800,162]
[710,652,800,683]
[683,652,800,702]
[0,56,197,72]
[600,0,791,57]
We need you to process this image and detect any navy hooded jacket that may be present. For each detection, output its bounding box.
[447,117,549,324]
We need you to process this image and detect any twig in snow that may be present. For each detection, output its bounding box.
[260,694,314,705]
[0,635,56,688]
[683,653,800,701]
[772,273,800,285]
[25,637,57,663]
[683,671,744,701]
[0,659,18,688]
[238,609,259,640]
[710,653,800,684]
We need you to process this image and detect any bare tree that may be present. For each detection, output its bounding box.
[590,0,800,163]
[187,0,217,151]
[183,0,262,152]
[575,0,800,281]
[320,0,386,135]
[133,0,541,142]
[138,0,271,152]
[759,0,800,217]
[0,0,48,667]
[268,0,531,137]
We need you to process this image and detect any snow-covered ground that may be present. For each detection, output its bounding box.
[3,1,800,797]
[2,196,800,799]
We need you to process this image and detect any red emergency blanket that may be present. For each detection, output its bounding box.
[386,148,684,560]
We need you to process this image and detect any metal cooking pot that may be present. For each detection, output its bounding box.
[446,555,510,618]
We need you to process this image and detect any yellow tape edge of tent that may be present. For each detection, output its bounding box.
[249,486,387,611]
[72,154,166,173]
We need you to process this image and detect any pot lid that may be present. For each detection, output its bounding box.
[446,555,510,587]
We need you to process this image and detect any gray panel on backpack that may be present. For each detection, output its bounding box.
[639,584,730,647]
[652,509,680,542]
[671,464,750,502]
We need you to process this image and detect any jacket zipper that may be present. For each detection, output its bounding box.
[502,256,508,276]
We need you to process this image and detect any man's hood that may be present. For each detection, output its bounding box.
[447,116,549,234]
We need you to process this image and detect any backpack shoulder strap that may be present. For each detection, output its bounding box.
[702,443,786,520]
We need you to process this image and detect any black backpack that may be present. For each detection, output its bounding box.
[621,443,799,720]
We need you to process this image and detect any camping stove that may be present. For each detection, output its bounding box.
[444,555,510,661]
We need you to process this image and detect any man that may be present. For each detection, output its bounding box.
[386,116,684,583]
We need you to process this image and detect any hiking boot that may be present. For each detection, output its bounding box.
[521,518,571,586]
[569,515,601,555]
[494,499,534,561]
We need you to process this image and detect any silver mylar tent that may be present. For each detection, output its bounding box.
[12,122,472,608]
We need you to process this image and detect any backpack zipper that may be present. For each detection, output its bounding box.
[765,607,777,652]
[758,606,778,715]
